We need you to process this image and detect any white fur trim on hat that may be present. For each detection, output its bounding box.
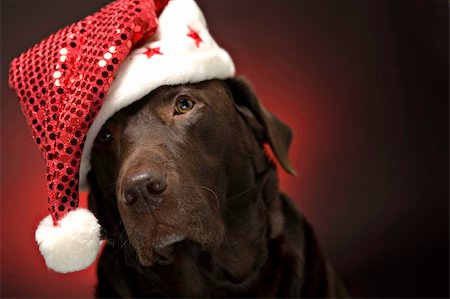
[35,208,102,273]
[79,0,235,189]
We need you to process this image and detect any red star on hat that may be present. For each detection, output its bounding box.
[187,26,202,47]
[144,47,163,58]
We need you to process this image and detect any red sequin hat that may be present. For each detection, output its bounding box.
[8,0,235,273]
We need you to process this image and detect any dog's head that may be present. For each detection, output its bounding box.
[88,78,295,266]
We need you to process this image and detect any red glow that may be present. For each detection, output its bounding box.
[3,0,448,298]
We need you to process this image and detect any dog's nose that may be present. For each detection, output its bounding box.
[122,169,167,206]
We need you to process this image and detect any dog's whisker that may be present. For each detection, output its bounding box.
[196,186,220,210]
[226,184,256,201]
[119,238,130,251]
[101,181,117,201]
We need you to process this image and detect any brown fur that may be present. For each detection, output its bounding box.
[87,78,349,297]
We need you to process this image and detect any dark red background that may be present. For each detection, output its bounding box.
[1,0,448,297]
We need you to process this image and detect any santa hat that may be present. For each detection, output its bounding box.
[8,0,235,274]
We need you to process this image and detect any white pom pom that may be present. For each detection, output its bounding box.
[35,208,102,273]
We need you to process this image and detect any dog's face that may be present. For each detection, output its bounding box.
[88,78,295,267]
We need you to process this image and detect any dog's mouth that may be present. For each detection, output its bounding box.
[117,184,225,267]
[154,233,186,250]
[134,232,186,267]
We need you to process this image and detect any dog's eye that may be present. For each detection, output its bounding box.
[175,96,194,115]
[98,129,113,143]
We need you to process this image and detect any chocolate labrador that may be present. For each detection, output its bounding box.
[87,78,349,297]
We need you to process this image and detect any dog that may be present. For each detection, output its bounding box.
[87,78,349,297]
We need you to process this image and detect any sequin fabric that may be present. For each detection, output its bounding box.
[9,0,169,225]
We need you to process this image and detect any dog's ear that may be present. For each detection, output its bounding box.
[226,77,297,175]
